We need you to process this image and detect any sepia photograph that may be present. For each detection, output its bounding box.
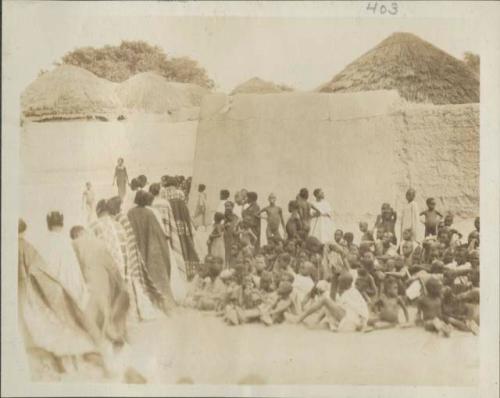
[2,1,499,397]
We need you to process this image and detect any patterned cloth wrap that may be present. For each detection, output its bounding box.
[161,187,200,280]
[114,213,167,312]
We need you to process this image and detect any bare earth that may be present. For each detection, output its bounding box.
[19,124,478,386]
[125,309,478,386]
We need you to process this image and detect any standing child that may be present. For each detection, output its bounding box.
[82,182,95,224]
[193,184,207,229]
[217,189,231,214]
[242,192,261,249]
[207,212,226,261]
[420,197,443,237]
[400,188,420,243]
[258,193,286,241]
[286,200,304,241]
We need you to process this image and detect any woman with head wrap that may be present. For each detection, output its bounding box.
[127,190,176,310]
[107,195,169,318]
[88,200,128,280]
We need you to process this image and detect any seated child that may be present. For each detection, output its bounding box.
[239,218,258,249]
[260,281,296,326]
[184,261,209,308]
[196,259,226,311]
[368,278,409,329]
[374,229,385,257]
[293,261,315,310]
[355,268,378,304]
[333,229,346,245]
[416,277,452,337]
[343,232,359,256]
[380,232,398,257]
[272,253,294,280]
[296,272,369,332]
[359,221,374,243]
[441,283,479,335]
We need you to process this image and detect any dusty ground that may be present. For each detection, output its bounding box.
[19,124,479,386]
[123,309,478,386]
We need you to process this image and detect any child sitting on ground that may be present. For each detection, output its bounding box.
[416,277,452,337]
[355,268,378,304]
[296,272,369,332]
[260,281,297,326]
[292,261,315,311]
[368,278,410,330]
[359,221,374,243]
[189,258,225,311]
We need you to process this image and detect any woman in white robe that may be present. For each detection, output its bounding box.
[310,189,335,244]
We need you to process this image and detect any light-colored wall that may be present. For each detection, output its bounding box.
[191,91,479,231]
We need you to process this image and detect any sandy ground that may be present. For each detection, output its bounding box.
[123,309,478,386]
[18,122,479,386]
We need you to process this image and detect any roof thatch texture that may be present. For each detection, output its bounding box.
[116,72,209,113]
[231,77,294,95]
[21,65,120,120]
[317,32,479,104]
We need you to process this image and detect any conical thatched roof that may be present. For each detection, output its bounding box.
[318,32,479,104]
[21,65,120,120]
[116,72,209,113]
[231,77,294,95]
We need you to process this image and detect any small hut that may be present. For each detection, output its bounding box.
[317,32,479,104]
[116,72,209,115]
[21,65,120,122]
[231,77,294,95]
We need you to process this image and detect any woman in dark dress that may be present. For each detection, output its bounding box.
[113,158,129,199]
[127,191,175,311]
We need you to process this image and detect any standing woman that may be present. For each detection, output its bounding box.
[113,158,129,200]
[127,191,176,311]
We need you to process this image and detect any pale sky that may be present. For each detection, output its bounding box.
[5,2,481,93]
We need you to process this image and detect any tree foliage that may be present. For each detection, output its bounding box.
[60,41,215,88]
[463,52,480,76]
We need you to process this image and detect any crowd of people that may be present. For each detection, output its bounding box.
[191,185,480,336]
[18,162,480,381]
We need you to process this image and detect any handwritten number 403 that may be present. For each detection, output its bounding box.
[366,2,398,15]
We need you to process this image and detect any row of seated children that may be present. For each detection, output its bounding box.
[193,214,480,337]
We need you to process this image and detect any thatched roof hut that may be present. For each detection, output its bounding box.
[231,77,294,95]
[21,65,120,121]
[317,32,479,104]
[116,72,209,114]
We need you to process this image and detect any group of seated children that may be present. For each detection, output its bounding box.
[184,195,480,337]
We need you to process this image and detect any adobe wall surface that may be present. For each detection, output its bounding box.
[191,91,479,228]
[392,103,479,217]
